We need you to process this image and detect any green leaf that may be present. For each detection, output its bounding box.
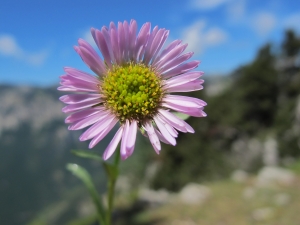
[172,112,190,121]
[66,163,106,225]
[71,149,103,162]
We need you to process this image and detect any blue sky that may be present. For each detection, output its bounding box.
[0,0,299,86]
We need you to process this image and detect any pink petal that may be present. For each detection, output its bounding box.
[154,116,176,146]
[154,43,188,69]
[154,128,172,145]
[118,22,126,63]
[80,114,116,141]
[181,120,195,133]
[162,102,206,117]
[91,28,112,67]
[134,22,151,61]
[162,61,200,79]
[103,126,124,160]
[157,52,193,74]
[62,99,101,113]
[110,22,121,64]
[143,26,159,65]
[122,20,130,62]
[65,107,103,123]
[144,122,161,154]
[101,26,116,63]
[129,19,137,60]
[166,80,203,92]
[165,95,207,106]
[126,120,137,157]
[158,112,195,133]
[158,113,188,133]
[163,97,201,108]
[89,118,118,148]
[68,110,110,130]
[59,74,99,92]
[149,30,169,65]
[165,71,204,86]
[74,44,106,76]
[152,40,182,65]
[59,94,102,104]
[64,67,99,83]
[121,120,130,160]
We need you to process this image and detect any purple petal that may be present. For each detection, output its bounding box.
[79,114,116,141]
[144,122,161,154]
[152,40,182,65]
[122,20,130,62]
[163,97,201,108]
[64,67,99,83]
[59,75,99,92]
[159,109,187,133]
[162,61,200,79]
[181,120,195,133]
[154,128,172,145]
[101,26,116,63]
[59,94,102,104]
[143,26,159,65]
[162,102,206,117]
[164,122,178,138]
[149,30,169,65]
[166,79,203,92]
[65,107,103,123]
[165,95,207,106]
[154,116,176,146]
[62,99,101,113]
[126,120,137,157]
[77,40,107,73]
[103,126,124,160]
[135,22,151,62]
[74,46,106,76]
[165,71,204,87]
[118,22,126,63]
[68,110,110,130]
[91,28,112,67]
[121,120,130,160]
[110,22,121,64]
[89,118,118,148]
[154,43,188,69]
[129,19,137,60]
[158,52,193,74]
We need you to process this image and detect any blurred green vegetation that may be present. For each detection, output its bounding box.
[151,29,300,191]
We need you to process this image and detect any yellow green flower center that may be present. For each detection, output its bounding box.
[101,63,163,124]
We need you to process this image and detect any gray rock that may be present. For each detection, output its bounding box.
[231,170,248,183]
[256,166,296,187]
[252,207,274,221]
[274,193,291,206]
[178,183,211,205]
[138,188,170,205]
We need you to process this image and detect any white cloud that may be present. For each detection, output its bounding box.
[181,20,228,55]
[283,13,300,31]
[226,0,246,21]
[251,12,276,36]
[189,0,232,10]
[0,34,48,66]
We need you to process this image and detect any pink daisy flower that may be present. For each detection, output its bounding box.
[58,20,206,160]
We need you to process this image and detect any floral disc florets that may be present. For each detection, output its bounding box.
[101,63,163,124]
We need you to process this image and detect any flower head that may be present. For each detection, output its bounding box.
[58,20,206,160]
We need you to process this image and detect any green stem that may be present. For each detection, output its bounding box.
[106,150,120,225]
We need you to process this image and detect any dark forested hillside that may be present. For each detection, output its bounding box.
[151,30,300,190]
